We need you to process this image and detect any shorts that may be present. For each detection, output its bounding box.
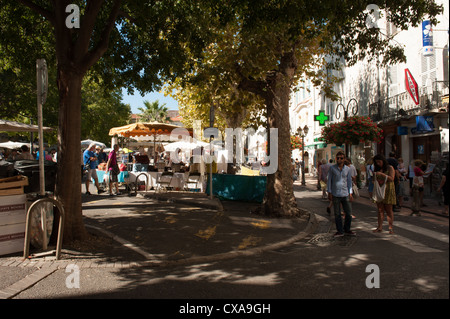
[109,171,118,183]
[87,168,98,181]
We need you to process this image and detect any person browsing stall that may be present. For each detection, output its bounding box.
[106,144,121,196]
[83,143,104,195]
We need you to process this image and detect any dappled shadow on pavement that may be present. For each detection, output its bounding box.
[81,199,308,263]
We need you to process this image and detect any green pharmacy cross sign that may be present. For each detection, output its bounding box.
[315,110,330,126]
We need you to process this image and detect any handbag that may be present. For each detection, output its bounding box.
[352,182,359,198]
[413,175,424,192]
[372,175,388,203]
[320,180,327,190]
[413,176,424,187]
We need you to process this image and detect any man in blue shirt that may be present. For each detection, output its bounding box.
[327,151,356,237]
[83,143,104,195]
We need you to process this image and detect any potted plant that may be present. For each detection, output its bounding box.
[320,115,383,146]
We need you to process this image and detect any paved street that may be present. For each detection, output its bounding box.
[1,177,447,303]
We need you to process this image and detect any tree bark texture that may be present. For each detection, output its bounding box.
[239,51,303,218]
[50,0,121,242]
[55,65,86,242]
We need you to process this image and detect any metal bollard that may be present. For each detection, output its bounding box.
[23,197,65,260]
[134,172,149,196]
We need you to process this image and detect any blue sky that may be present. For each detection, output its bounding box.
[121,89,179,114]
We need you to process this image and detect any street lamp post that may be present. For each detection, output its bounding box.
[297,125,309,186]
[335,98,358,158]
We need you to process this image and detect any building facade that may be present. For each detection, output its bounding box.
[290,1,449,194]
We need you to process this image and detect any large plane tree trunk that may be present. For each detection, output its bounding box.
[17,0,122,242]
[55,64,86,242]
[239,51,304,218]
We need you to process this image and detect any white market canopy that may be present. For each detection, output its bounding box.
[0,119,53,133]
[81,139,107,149]
[0,141,32,149]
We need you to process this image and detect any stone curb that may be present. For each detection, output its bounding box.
[0,266,57,299]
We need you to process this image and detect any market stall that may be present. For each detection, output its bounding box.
[0,119,56,257]
[108,122,195,191]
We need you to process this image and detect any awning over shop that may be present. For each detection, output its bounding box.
[305,142,327,150]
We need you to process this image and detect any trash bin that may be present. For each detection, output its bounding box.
[0,160,14,178]
[13,160,57,193]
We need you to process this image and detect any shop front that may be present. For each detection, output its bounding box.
[305,139,328,175]
[379,112,449,197]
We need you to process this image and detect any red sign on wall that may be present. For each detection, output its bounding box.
[405,68,419,105]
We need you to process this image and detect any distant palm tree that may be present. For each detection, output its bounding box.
[138,100,171,122]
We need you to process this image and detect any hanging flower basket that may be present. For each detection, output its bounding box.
[290,135,303,151]
[320,115,383,146]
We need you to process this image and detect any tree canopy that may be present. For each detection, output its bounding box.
[1,0,220,241]
[0,0,443,239]
[169,0,443,217]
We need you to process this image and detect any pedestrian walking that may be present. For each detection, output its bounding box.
[387,152,401,212]
[316,160,322,190]
[345,158,357,184]
[437,164,449,215]
[319,159,333,215]
[411,160,431,215]
[295,158,300,177]
[366,158,374,198]
[408,160,415,192]
[397,157,407,207]
[106,144,121,196]
[83,143,104,195]
[372,154,396,234]
[327,151,356,237]
[319,159,330,199]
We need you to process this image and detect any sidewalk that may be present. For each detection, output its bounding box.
[297,175,449,217]
[0,187,316,299]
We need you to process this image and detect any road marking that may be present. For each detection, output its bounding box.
[85,224,162,262]
[394,221,449,244]
[355,220,444,253]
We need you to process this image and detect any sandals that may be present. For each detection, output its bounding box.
[372,227,395,234]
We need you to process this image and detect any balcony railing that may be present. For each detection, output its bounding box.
[369,81,449,122]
